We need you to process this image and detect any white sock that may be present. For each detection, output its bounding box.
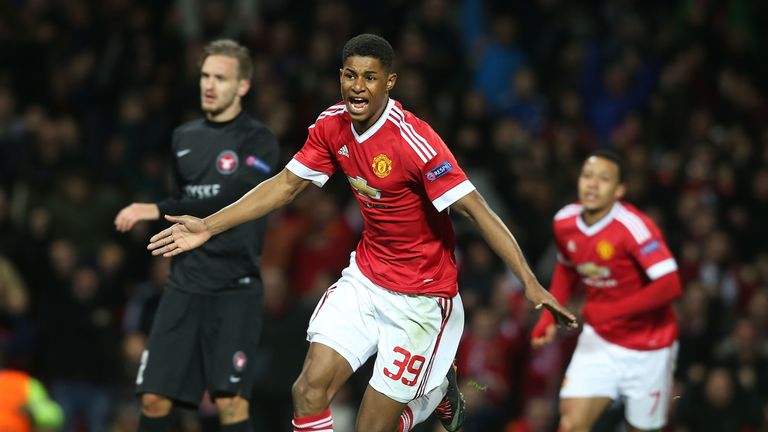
[400,377,449,430]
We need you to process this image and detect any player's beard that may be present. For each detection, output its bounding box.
[202,94,237,118]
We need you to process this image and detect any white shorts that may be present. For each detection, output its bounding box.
[560,325,678,429]
[306,254,464,403]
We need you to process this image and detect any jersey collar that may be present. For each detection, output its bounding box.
[576,202,620,236]
[351,98,395,143]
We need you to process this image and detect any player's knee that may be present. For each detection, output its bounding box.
[214,395,248,424]
[140,393,172,417]
[292,375,330,410]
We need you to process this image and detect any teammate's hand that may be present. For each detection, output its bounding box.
[527,285,578,329]
[531,324,557,348]
[115,203,160,232]
[147,215,211,257]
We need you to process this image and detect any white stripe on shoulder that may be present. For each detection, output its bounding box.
[387,114,429,163]
[389,106,437,159]
[318,104,346,116]
[309,105,347,128]
[615,205,651,244]
[554,203,583,221]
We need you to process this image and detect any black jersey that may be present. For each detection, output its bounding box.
[156,112,279,294]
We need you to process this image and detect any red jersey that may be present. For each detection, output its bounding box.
[286,100,475,296]
[553,202,678,349]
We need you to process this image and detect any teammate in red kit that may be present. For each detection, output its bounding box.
[148,34,577,432]
[531,149,682,432]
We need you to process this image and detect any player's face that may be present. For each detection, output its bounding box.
[200,55,250,121]
[340,55,397,132]
[578,156,626,213]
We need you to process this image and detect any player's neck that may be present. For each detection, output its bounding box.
[206,104,242,123]
[351,101,388,135]
[581,205,614,226]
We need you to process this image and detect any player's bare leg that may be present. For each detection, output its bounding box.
[214,395,249,425]
[140,393,172,417]
[139,393,175,432]
[356,385,406,432]
[292,342,354,416]
[559,397,612,432]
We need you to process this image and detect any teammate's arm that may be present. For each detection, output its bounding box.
[148,168,311,257]
[583,272,682,324]
[451,191,578,328]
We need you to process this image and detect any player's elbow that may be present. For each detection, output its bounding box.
[660,272,683,302]
[670,272,683,300]
[450,190,485,221]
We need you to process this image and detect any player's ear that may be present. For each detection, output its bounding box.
[386,73,397,92]
[615,183,626,200]
[238,79,251,97]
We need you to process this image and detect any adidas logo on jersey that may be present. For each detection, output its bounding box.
[337,145,349,158]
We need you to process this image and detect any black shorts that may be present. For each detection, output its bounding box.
[135,285,263,407]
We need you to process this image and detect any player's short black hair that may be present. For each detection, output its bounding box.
[587,148,625,182]
[342,34,394,71]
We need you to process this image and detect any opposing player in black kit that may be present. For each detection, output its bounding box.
[114,39,278,432]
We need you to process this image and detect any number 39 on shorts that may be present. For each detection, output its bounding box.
[384,346,425,386]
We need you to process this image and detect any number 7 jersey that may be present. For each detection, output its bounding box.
[287,99,475,297]
[553,202,679,349]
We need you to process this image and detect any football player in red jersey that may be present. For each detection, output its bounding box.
[147,34,577,432]
[532,149,682,432]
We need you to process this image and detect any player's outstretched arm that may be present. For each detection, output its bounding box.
[114,203,160,232]
[147,168,311,257]
[451,191,578,329]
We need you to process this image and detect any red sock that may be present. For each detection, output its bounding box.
[397,407,414,432]
[292,408,333,431]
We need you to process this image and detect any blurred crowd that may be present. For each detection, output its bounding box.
[1,0,767,431]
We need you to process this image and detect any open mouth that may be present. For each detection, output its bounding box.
[348,97,369,113]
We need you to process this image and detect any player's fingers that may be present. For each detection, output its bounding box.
[147,236,175,252]
[546,303,577,328]
[163,247,184,258]
[149,227,173,243]
[164,214,183,223]
[151,242,176,256]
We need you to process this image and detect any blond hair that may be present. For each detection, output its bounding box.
[200,39,253,80]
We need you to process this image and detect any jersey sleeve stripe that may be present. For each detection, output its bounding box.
[387,116,429,163]
[286,158,330,187]
[387,112,434,161]
[615,206,651,244]
[309,106,347,128]
[390,107,438,158]
[555,203,583,220]
[646,258,678,280]
[432,180,476,212]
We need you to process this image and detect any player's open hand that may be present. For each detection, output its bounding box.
[528,287,579,330]
[147,215,211,257]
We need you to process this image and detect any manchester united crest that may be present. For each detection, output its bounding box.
[596,240,614,260]
[372,153,392,178]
